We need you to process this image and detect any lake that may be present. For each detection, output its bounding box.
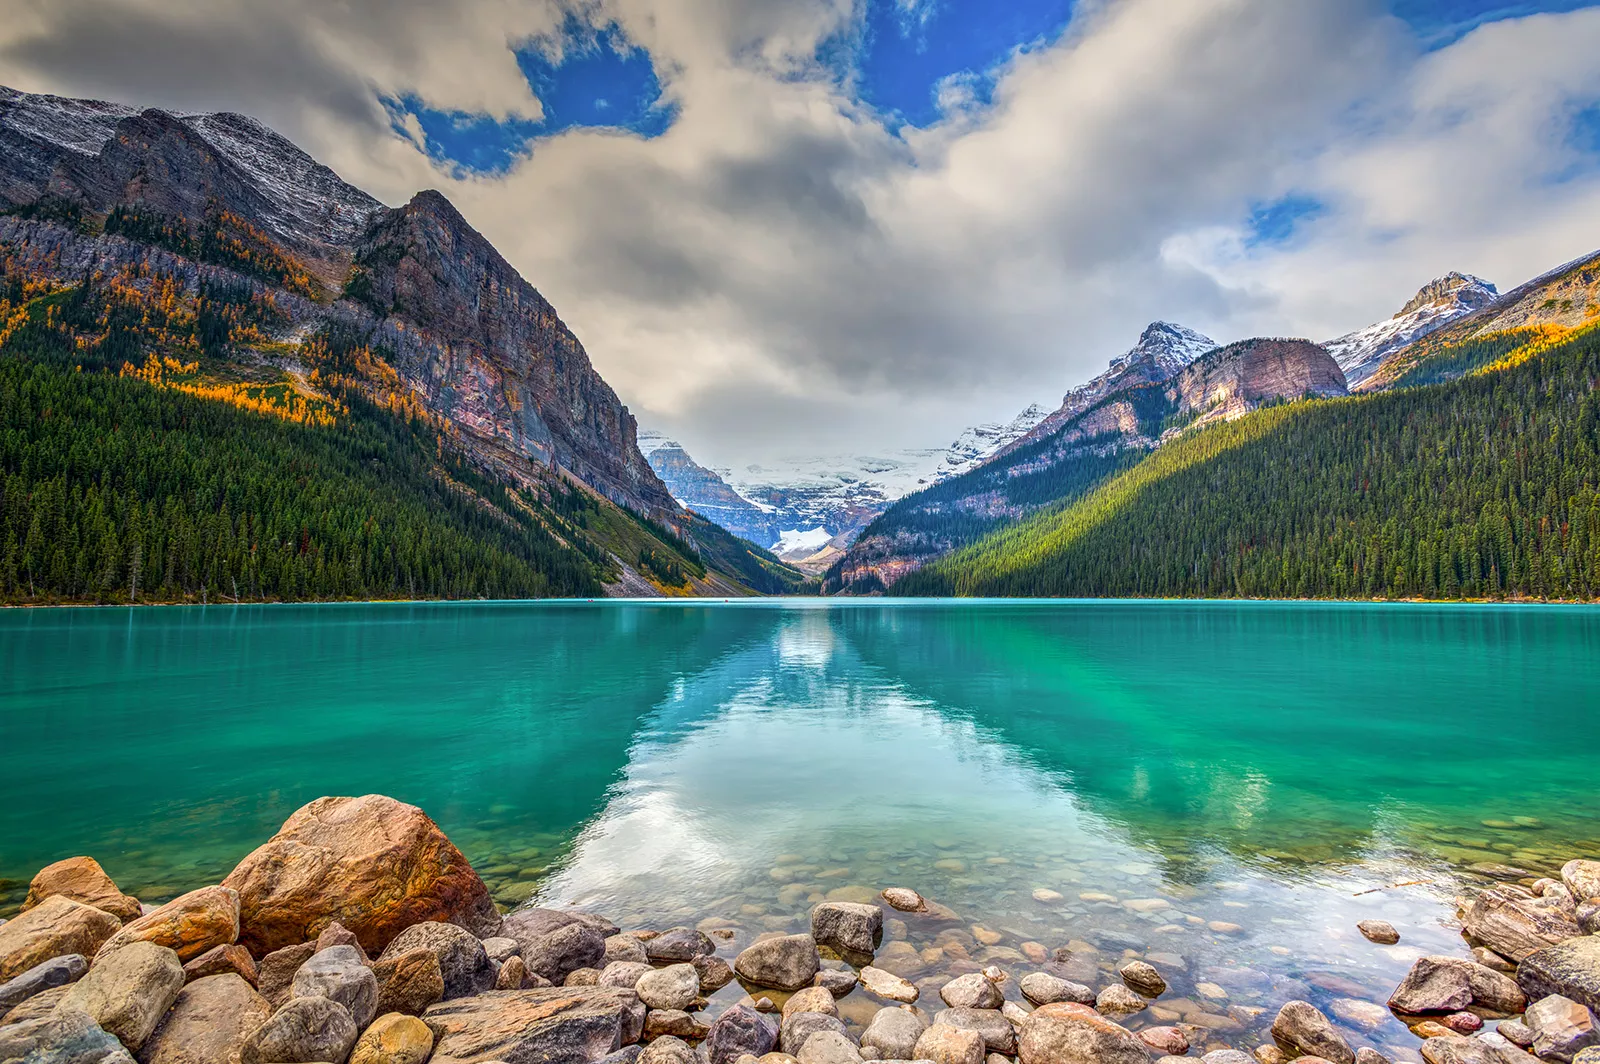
[2,600,1597,1054]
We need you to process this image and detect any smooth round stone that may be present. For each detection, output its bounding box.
[861,966,919,1004]
[940,974,1001,1010]
[637,963,700,1010]
[349,1012,434,1064]
[1358,921,1401,945]
[1019,972,1094,1006]
[1095,984,1147,1017]
[1032,890,1064,904]
[784,986,840,1020]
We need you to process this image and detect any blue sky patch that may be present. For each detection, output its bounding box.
[389,20,673,175]
[1246,196,1325,247]
[1391,0,1597,47]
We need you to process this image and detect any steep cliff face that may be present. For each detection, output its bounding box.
[1172,338,1348,427]
[350,190,677,516]
[638,433,780,547]
[0,84,680,527]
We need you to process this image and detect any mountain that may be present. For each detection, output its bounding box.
[1322,272,1498,387]
[999,322,1217,460]
[933,403,1052,479]
[1360,249,1600,391]
[0,85,805,601]
[899,320,1600,600]
[825,322,1236,591]
[637,430,782,548]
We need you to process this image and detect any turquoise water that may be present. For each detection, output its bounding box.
[2,600,1598,1053]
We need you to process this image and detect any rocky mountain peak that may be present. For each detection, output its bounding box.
[1398,272,1498,317]
[1111,321,1218,374]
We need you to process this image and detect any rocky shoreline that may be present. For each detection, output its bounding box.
[0,794,1596,1064]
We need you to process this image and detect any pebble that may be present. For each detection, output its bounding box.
[1096,984,1148,1017]
[882,889,928,913]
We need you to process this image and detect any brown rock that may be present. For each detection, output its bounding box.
[1390,956,1526,1015]
[139,972,271,1064]
[96,885,239,963]
[0,895,122,982]
[1463,889,1581,963]
[1518,936,1600,1014]
[497,955,530,990]
[1525,994,1600,1062]
[1017,1003,1148,1064]
[22,857,142,923]
[316,920,370,961]
[255,941,316,1010]
[372,946,446,1016]
[423,986,645,1063]
[1358,921,1400,945]
[915,1023,986,1064]
[647,1009,711,1040]
[182,943,258,986]
[59,940,185,1052]
[1270,1001,1354,1064]
[221,794,499,956]
[783,986,839,1019]
[238,994,358,1064]
[350,1012,435,1064]
[1139,1026,1191,1055]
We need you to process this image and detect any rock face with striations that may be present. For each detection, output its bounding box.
[222,794,501,956]
[0,84,684,528]
[1170,339,1348,430]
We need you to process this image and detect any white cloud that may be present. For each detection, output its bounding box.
[3,0,1600,467]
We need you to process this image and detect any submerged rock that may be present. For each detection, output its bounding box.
[222,794,500,956]
[1358,921,1400,945]
[860,966,919,1003]
[1270,1001,1354,1064]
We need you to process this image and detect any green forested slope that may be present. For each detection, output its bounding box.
[900,327,1600,600]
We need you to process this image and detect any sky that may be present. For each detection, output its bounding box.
[3,0,1600,467]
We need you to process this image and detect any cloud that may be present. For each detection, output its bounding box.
[3,0,1600,466]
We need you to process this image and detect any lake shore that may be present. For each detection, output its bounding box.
[1,794,1596,1064]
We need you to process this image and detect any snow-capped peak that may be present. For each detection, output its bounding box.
[1109,321,1218,375]
[1324,272,1499,387]
[635,429,676,458]
[935,402,1052,479]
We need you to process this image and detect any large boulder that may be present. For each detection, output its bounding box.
[1465,889,1582,963]
[222,794,499,956]
[798,1030,863,1064]
[810,904,883,956]
[373,946,447,1016]
[58,940,185,1052]
[0,954,88,1016]
[1390,956,1527,1014]
[422,986,644,1064]
[95,886,240,963]
[291,943,380,1028]
[0,1008,136,1063]
[379,921,495,1000]
[22,858,143,923]
[0,896,121,981]
[239,994,359,1064]
[1520,935,1600,1013]
[1525,995,1600,1062]
[862,1006,929,1059]
[138,972,272,1064]
[1270,1001,1355,1064]
[736,935,821,991]
[703,1004,779,1064]
[1017,1004,1148,1064]
[349,1012,435,1064]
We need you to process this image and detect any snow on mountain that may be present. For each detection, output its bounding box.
[996,322,1217,462]
[774,527,834,556]
[1323,272,1498,387]
[934,403,1051,480]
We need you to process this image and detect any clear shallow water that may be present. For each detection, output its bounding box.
[2,600,1598,1054]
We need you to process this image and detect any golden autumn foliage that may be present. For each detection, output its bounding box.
[121,352,344,428]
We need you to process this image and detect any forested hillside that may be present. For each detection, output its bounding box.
[0,268,807,604]
[899,325,1600,601]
